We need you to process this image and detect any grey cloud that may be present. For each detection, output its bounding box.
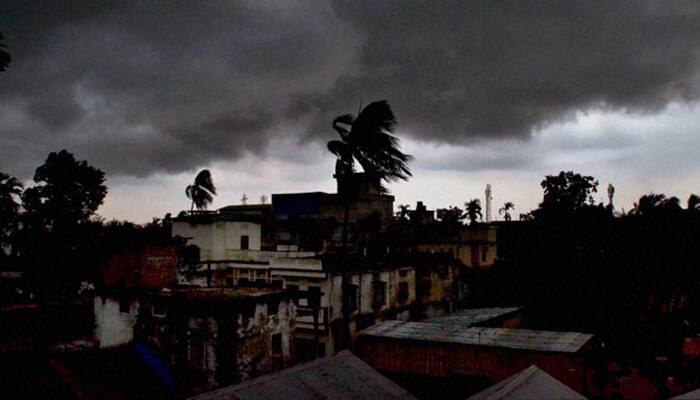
[0,0,358,177]
[294,1,700,143]
[1,1,700,179]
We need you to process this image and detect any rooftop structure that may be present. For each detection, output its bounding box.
[467,365,587,400]
[359,321,592,353]
[188,350,417,400]
[424,307,520,328]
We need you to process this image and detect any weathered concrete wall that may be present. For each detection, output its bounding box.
[94,296,138,348]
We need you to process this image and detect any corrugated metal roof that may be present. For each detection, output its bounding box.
[672,388,700,399]
[359,321,592,353]
[426,307,521,328]
[188,351,417,400]
[467,365,587,400]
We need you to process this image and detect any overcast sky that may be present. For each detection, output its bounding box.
[2,1,700,222]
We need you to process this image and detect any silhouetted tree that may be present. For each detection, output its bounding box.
[0,33,10,72]
[18,150,107,300]
[499,201,515,221]
[0,172,23,252]
[465,199,482,225]
[688,194,700,211]
[632,193,682,216]
[22,149,107,230]
[328,100,412,191]
[185,169,217,211]
[437,206,465,223]
[327,100,412,348]
[535,171,598,218]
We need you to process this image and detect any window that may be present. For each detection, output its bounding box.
[271,333,282,355]
[241,223,249,230]
[398,282,409,303]
[481,246,488,262]
[119,297,130,313]
[348,284,359,312]
[241,235,250,250]
[373,280,386,308]
[307,286,321,309]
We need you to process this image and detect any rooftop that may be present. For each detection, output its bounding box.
[359,320,593,353]
[424,307,520,328]
[188,351,416,400]
[467,365,587,400]
[161,287,288,302]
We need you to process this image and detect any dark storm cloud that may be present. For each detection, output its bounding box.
[0,0,358,176]
[1,1,699,178]
[295,1,700,142]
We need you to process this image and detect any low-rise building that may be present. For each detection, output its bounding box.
[95,244,179,348]
[135,287,296,395]
[356,315,594,395]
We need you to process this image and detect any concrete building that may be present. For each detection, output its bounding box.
[188,351,417,400]
[172,207,268,260]
[416,224,498,269]
[95,244,179,348]
[135,287,296,394]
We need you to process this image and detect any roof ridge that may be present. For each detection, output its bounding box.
[485,365,540,399]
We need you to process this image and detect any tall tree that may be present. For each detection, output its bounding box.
[185,169,217,211]
[22,149,107,230]
[535,171,598,218]
[327,100,412,348]
[328,100,412,190]
[19,150,107,300]
[499,201,515,221]
[465,199,482,225]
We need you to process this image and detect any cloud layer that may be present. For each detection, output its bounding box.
[1,1,700,180]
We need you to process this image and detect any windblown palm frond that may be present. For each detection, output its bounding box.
[186,169,217,211]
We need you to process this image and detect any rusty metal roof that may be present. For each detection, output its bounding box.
[425,307,521,327]
[188,351,417,400]
[467,365,587,399]
[359,320,593,353]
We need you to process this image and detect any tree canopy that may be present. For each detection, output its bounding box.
[327,100,412,190]
[22,149,107,230]
[535,171,598,217]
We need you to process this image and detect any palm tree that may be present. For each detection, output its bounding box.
[327,100,412,349]
[499,201,515,221]
[632,193,685,216]
[328,100,412,191]
[327,100,412,250]
[465,199,482,225]
[185,169,217,211]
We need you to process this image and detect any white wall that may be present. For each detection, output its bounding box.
[94,296,138,348]
[173,221,261,260]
